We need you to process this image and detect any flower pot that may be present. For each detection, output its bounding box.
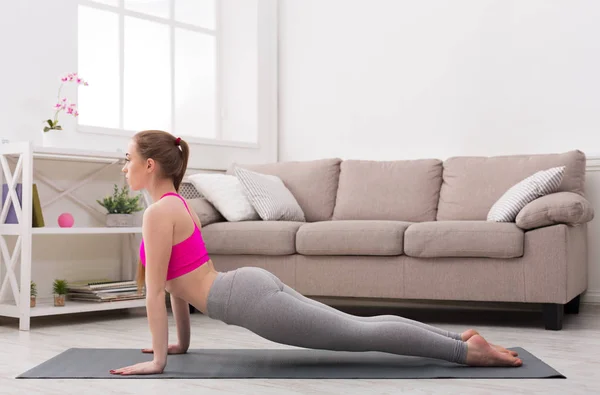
[42,130,61,147]
[106,213,134,227]
[54,294,65,307]
[30,296,36,308]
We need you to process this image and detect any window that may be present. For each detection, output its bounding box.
[77,0,220,141]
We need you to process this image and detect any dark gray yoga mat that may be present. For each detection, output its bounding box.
[16,347,565,379]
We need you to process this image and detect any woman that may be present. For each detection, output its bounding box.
[110,130,522,376]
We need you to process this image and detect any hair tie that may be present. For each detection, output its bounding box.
[175,137,181,146]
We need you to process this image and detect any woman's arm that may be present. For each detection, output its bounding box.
[170,293,191,351]
[141,205,172,369]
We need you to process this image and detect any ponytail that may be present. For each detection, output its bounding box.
[174,138,190,192]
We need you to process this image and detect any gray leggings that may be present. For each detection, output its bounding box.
[206,267,468,364]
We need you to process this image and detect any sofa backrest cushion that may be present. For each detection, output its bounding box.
[332,159,443,222]
[227,158,342,222]
[436,150,586,221]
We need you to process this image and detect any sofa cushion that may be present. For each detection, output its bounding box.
[296,220,411,256]
[516,192,595,230]
[332,159,443,222]
[437,150,586,221]
[202,221,303,255]
[404,221,524,258]
[228,158,341,222]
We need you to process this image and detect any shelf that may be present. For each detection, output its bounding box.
[0,141,146,330]
[33,227,142,235]
[0,225,142,235]
[32,298,146,316]
[33,145,125,164]
[0,298,146,318]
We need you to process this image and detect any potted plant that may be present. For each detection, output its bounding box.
[42,72,88,147]
[53,279,68,307]
[30,281,37,308]
[97,184,143,227]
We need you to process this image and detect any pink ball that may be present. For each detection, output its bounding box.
[58,213,74,228]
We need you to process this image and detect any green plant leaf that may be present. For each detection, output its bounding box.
[46,119,53,127]
[52,279,68,295]
[97,184,144,214]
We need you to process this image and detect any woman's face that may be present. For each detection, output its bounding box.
[122,140,149,191]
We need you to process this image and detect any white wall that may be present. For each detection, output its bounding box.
[582,161,600,304]
[279,0,600,304]
[279,0,600,161]
[0,0,277,171]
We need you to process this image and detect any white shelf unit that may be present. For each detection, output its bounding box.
[0,141,148,330]
[4,297,146,318]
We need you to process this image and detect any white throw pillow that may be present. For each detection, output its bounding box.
[487,166,565,222]
[234,166,306,222]
[187,174,260,222]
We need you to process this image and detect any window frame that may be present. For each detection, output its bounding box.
[75,0,260,149]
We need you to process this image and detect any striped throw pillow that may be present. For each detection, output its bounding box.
[487,166,566,222]
[234,166,306,222]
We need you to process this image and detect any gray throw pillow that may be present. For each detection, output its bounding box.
[186,198,224,226]
[234,166,305,222]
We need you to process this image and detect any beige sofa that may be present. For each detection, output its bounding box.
[185,150,594,330]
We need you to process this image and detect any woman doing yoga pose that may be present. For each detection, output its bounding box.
[110,130,522,375]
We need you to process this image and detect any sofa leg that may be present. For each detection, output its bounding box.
[564,294,581,314]
[543,303,564,330]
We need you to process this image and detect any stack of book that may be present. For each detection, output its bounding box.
[67,280,145,302]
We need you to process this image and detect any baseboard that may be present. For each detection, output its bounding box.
[582,290,600,305]
[312,296,542,312]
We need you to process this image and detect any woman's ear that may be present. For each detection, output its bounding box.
[146,158,156,173]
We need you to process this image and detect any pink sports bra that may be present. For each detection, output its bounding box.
[140,192,211,280]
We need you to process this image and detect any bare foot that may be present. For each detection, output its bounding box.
[461,329,479,341]
[461,329,518,357]
[465,335,522,367]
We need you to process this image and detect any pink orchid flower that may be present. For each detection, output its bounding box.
[44,72,88,132]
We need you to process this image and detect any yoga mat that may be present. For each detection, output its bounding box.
[16,347,565,379]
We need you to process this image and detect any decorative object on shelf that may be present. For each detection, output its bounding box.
[1,183,21,224]
[58,212,74,228]
[66,279,145,302]
[32,184,45,227]
[42,72,88,146]
[97,184,143,227]
[30,281,37,308]
[1,183,45,227]
[53,279,68,307]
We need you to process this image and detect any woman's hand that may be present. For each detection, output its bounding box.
[110,360,165,376]
[142,344,188,355]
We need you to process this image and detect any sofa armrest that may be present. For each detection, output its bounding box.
[516,192,594,230]
[186,198,225,226]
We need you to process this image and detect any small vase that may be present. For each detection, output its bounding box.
[54,294,65,307]
[42,130,62,147]
[106,214,134,227]
[30,296,36,308]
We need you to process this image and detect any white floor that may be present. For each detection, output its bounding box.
[1,302,599,395]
